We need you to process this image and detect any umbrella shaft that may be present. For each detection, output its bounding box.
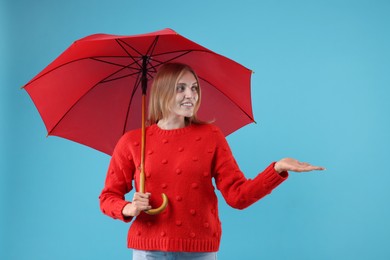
[141,56,148,95]
[140,94,146,193]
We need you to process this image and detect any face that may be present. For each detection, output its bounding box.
[167,70,199,121]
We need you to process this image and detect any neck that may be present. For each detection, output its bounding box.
[157,117,187,130]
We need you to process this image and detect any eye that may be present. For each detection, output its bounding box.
[191,85,199,92]
[176,84,186,93]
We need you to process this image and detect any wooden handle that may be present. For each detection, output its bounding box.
[140,94,168,215]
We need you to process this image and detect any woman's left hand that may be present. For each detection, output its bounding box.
[274,158,325,173]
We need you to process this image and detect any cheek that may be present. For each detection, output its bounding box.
[194,92,199,101]
[174,97,183,106]
[175,92,184,101]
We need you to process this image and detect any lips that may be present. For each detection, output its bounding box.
[181,102,194,107]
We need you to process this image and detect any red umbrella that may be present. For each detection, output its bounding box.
[23,28,255,214]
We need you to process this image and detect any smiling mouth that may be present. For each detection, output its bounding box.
[181,102,194,107]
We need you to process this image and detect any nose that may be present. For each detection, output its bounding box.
[184,87,194,99]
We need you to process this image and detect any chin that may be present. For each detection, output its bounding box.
[184,113,194,118]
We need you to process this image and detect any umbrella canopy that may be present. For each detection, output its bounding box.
[23,28,255,155]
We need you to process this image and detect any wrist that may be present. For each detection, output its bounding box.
[274,161,283,174]
[122,203,134,217]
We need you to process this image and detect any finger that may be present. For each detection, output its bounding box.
[296,160,324,168]
[133,192,151,200]
[133,197,151,206]
[134,205,152,215]
[133,198,150,206]
[305,165,326,170]
[142,206,152,212]
[297,165,326,172]
[136,192,151,198]
[132,200,151,209]
[313,166,326,171]
[135,199,151,208]
[138,204,152,210]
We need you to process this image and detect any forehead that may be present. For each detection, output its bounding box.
[177,70,197,83]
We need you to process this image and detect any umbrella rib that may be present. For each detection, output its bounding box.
[116,36,159,61]
[23,58,88,88]
[116,36,160,80]
[99,71,140,83]
[115,38,157,79]
[151,49,199,57]
[115,39,144,67]
[90,57,141,69]
[148,50,192,68]
[23,56,137,88]
[122,72,142,135]
[48,64,137,135]
[90,56,154,82]
[89,57,145,83]
[144,36,160,58]
[142,50,194,79]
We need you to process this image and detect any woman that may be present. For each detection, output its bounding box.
[99,63,324,259]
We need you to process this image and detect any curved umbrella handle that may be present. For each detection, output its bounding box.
[139,166,168,215]
[146,194,168,215]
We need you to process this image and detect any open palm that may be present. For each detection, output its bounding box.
[274,158,325,173]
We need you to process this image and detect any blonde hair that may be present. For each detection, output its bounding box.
[148,63,203,125]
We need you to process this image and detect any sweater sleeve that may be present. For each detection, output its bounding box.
[99,133,135,222]
[212,128,288,210]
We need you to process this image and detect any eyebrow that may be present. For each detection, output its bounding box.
[177,82,198,86]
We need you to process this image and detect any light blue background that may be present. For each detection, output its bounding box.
[2,0,390,259]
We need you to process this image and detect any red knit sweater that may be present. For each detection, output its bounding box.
[99,123,288,252]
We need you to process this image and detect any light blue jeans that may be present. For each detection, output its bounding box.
[132,249,217,260]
